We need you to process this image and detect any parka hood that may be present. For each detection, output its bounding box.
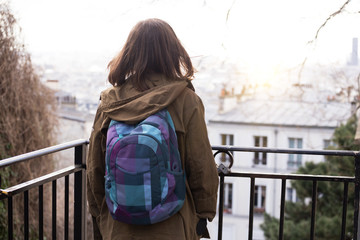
[98,75,194,123]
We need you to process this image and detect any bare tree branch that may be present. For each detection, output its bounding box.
[297,0,353,81]
[308,0,352,44]
[0,2,57,237]
[357,73,360,97]
[226,0,237,24]
[297,56,308,81]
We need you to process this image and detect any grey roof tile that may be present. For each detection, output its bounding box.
[209,99,350,128]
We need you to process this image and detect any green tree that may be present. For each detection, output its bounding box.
[0,2,57,239]
[261,115,359,240]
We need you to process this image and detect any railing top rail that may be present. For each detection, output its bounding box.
[226,171,355,182]
[212,145,359,157]
[0,165,83,200]
[0,139,89,169]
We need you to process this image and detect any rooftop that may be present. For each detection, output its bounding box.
[209,98,351,128]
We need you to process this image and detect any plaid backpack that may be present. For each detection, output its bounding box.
[104,109,186,225]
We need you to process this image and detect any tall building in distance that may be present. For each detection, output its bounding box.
[348,37,358,66]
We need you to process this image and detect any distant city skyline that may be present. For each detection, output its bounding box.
[9,0,360,84]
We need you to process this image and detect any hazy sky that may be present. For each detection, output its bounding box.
[8,0,360,69]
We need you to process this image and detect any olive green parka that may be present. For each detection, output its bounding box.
[86,74,219,240]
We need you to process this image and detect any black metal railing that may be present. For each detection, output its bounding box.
[212,145,360,240]
[0,139,88,240]
[1,141,359,240]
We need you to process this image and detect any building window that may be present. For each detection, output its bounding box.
[286,187,297,203]
[288,138,303,168]
[220,134,234,162]
[254,185,266,213]
[323,139,335,149]
[323,139,335,160]
[224,183,233,214]
[323,140,330,149]
[254,136,267,165]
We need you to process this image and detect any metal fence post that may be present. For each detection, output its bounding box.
[218,173,225,240]
[354,153,360,240]
[8,196,13,240]
[74,143,87,240]
[213,149,233,240]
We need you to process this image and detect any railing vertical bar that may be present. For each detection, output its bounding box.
[354,152,360,240]
[39,185,43,240]
[24,190,29,240]
[218,173,225,240]
[310,180,318,240]
[8,196,13,240]
[52,180,57,240]
[74,144,87,240]
[65,175,69,240]
[278,178,286,240]
[341,181,349,240]
[248,177,255,240]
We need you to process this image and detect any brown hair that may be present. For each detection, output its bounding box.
[107,18,194,91]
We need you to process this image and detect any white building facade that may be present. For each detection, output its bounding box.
[206,96,351,239]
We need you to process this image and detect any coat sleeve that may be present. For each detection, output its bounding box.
[86,106,107,219]
[185,95,219,221]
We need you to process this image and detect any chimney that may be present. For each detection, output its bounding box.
[219,87,237,114]
[45,79,60,91]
